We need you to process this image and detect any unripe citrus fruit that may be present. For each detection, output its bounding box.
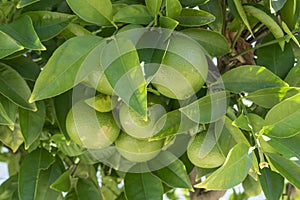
[151,33,208,99]
[66,101,120,149]
[115,132,164,162]
[83,70,114,95]
[187,132,225,168]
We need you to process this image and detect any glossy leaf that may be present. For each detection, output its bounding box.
[179,91,228,123]
[0,16,45,50]
[166,0,182,19]
[259,167,284,200]
[280,0,299,29]
[181,28,231,56]
[50,169,72,192]
[271,0,287,12]
[243,5,285,50]
[17,0,39,8]
[124,172,163,200]
[176,8,215,27]
[0,30,23,59]
[145,0,162,17]
[0,124,23,153]
[0,94,17,126]
[195,143,252,189]
[285,62,300,87]
[264,93,300,138]
[0,63,36,111]
[267,153,300,188]
[246,87,300,108]
[221,65,288,93]
[18,148,55,200]
[100,36,147,117]
[114,5,153,25]
[66,0,114,26]
[76,178,103,200]
[19,101,46,149]
[30,36,102,102]
[159,16,179,31]
[231,0,253,35]
[199,0,223,32]
[24,11,77,41]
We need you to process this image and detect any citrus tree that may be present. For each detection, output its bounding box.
[0,0,300,199]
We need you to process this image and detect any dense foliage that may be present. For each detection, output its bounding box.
[0,0,299,199]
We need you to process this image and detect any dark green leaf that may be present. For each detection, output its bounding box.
[23,11,77,41]
[124,172,163,200]
[50,169,73,192]
[66,0,114,26]
[166,0,182,19]
[199,0,223,32]
[0,125,23,153]
[0,175,18,200]
[17,0,40,8]
[0,63,36,111]
[0,16,45,50]
[231,0,253,35]
[180,0,208,7]
[259,167,284,200]
[0,94,17,126]
[30,36,102,102]
[271,0,287,12]
[285,62,300,87]
[176,8,215,27]
[19,101,46,149]
[18,148,55,200]
[76,178,103,200]
[0,31,23,59]
[221,65,288,93]
[114,5,153,25]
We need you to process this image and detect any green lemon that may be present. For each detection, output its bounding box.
[83,70,114,95]
[187,132,225,168]
[115,132,164,162]
[151,33,208,99]
[66,101,120,149]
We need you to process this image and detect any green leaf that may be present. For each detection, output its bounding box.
[267,153,300,188]
[76,178,103,200]
[19,101,46,149]
[176,8,215,27]
[257,34,294,78]
[50,169,73,192]
[263,93,300,138]
[114,5,153,25]
[17,0,40,8]
[285,62,300,87]
[85,94,113,113]
[243,5,285,50]
[30,36,102,102]
[18,148,55,200]
[0,30,23,59]
[66,0,114,26]
[195,143,252,189]
[242,175,262,197]
[221,65,288,93]
[0,16,45,50]
[0,94,17,126]
[181,28,231,56]
[246,87,300,108]
[231,0,253,35]
[232,114,251,131]
[148,152,192,189]
[180,0,208,7]
[259,167,284,200]
[0,63,36,111]
[145,0,162,17]
[280,0,299,29]
[179,91,228,123]
[124,172,163,200]
[102,176,122,200]
[0,175,18,200]
[166,0,182,19]
[101,36,147,117]
[23,11,77,41]
[199,0,223,32]
[159,16,179,31]
[0,124,23,153]
[51,134,86,157]
[271,0,287,12]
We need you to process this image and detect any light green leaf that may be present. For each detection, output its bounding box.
[0,16,45,50]
[285,62,300,87]
[30,36,102,102]
[23,11,77,41]
[76,178,103,200]
[102,176,122,200]
[114,5,153,25]
[271,0,287,12]
[66,0,114,26]
[145,0,162,17]
[124,172,163,200]
[233,114,251,131]
[176,8,215,27]
[242,175,262,197]
[0,124,23,153]
[267,153,300,188]
[243,5,285,50]
[195,143,252,189]
[0,94,17,126]
[246,87,300,108]
[264,93,300,138]
[18,148,55,200]
[159,16,179,31]
[148,152,192,189]
[232,0,253,35]
[0,63,36,111]
[51,134,86,157]
[50,169,73,192]
[221,65,288,93]
[19,101,46,149]
[199,0,223,32]
[259,167,284,200]
[100,36,147,117]
[166,0,182,19]
[181,28,231,56]
[179,91,228,123]
[282,21,300,46]
[0,31,23,59]
[17,0,39,8]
